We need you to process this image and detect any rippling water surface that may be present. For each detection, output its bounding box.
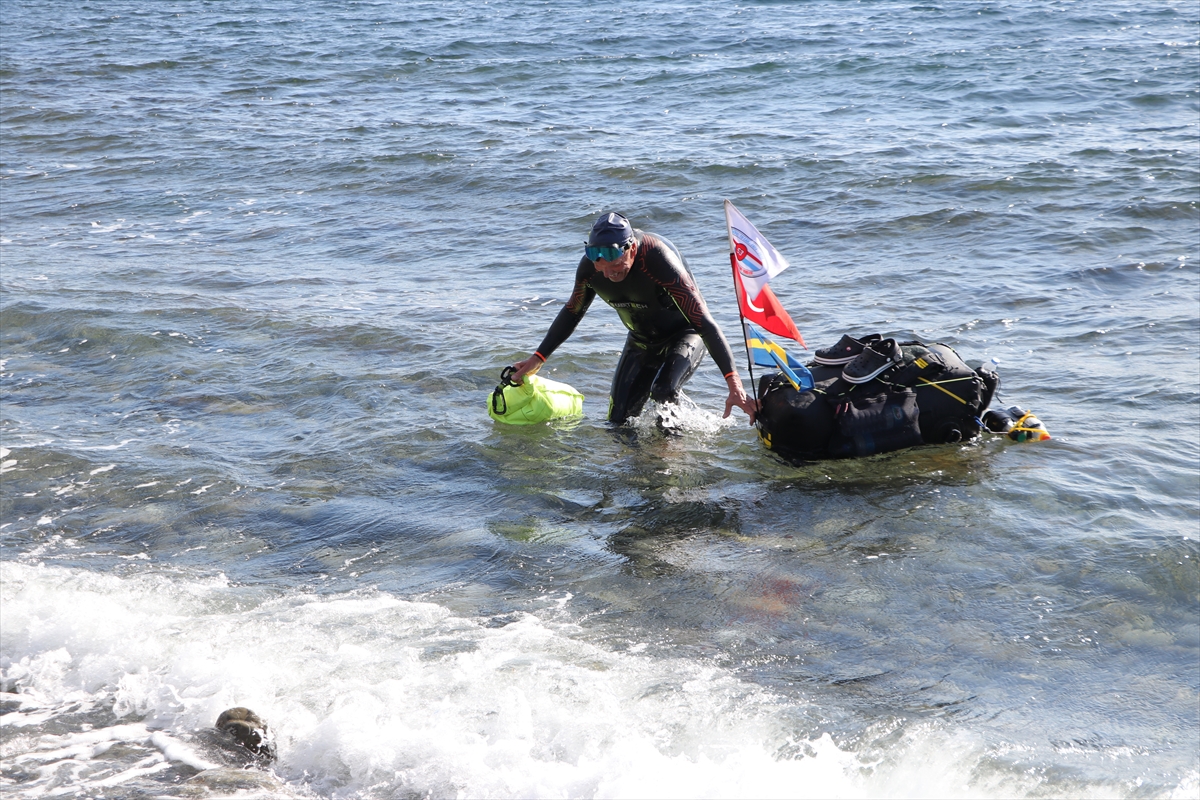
[2,1,1197,798]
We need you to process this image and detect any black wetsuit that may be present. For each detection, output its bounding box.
[535,230,737,424]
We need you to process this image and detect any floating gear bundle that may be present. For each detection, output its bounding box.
[756,338,1023,460]
[981,406,1051,442]
[488,367,584,425]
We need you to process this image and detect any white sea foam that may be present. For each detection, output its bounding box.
[628,394,740,437]
[74,439,138,452]
[148,731,220,772]
[0,561,1128,800]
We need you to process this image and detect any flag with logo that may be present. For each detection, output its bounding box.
[725,200,805,346]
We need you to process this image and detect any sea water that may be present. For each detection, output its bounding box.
[1,1,1197,797]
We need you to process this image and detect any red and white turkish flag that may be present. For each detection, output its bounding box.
[736,277,805,347]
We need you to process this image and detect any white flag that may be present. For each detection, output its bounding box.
[724,199,790,302]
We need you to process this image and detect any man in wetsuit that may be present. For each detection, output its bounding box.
[510,212,757,425]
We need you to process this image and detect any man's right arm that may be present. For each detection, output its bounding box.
[511,259,595,383]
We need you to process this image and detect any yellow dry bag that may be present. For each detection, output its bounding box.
[488,367,584,425]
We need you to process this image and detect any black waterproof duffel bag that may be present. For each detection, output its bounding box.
[756,340,1000,461]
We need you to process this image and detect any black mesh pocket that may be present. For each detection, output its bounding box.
[829,388,923,458]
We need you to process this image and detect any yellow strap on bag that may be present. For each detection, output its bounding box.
[488,367,584,425]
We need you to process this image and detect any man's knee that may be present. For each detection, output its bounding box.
[649,340,701,404]
[649,382,680,405]
[650,360,691,403]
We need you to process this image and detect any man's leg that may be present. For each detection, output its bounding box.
[608,335,661,425]
[649,332,705,405]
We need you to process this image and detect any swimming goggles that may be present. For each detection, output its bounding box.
[584,243,627,262]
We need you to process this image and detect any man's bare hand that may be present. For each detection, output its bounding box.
[722,373,758,425]
[509,354,544,385]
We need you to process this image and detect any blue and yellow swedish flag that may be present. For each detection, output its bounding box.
[745,322,814,391]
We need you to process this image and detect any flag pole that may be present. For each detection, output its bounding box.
[724,201,758,416]
[730,254,757,391]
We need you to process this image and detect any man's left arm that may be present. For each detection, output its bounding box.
[649,252,758,423]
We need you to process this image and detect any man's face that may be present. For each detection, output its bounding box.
[594,242,636,282]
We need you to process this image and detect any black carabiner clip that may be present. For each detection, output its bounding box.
[491,366,517,415]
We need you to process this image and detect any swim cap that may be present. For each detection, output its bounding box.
[588,212,634,247]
